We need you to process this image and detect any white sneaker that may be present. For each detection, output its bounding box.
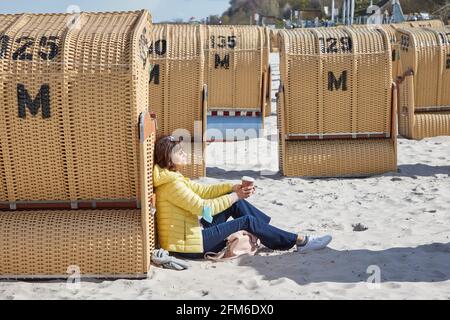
[297,235,332,253]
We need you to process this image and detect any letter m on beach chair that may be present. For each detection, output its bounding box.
[214,53,230,69]
[17,84,51,119]
[328,71,348,91]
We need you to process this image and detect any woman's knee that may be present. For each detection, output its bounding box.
[241,215,257,227]
[233,214,255,228]
[233,199,254,213]
[233,199,248,208]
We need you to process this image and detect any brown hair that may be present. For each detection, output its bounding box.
[154,135,182,172]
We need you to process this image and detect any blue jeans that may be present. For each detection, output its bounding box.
[174,200,298,260]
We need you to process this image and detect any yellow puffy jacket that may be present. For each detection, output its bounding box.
[153,165,234,253]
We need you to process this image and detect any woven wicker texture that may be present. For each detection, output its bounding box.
[350,24,400,80]
[148,24,206,178]
[278,27,397,177]
[203,25,268,112]
[0,210,146,278]
[397,27,450,139]
[282,139,396,178]
[400,111,450,139]
[0,11,156,278]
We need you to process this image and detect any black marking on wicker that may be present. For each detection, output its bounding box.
[400,34,410,52]
[12,36,34,61]
[139,27,149,68]
[447,54,450,70]
[38,36,59,61]
[7,36,60,61]
[17,84,51,119]
[319,37,352,54]
[439,32,450,46]
[227,36,237,49]
[392,49,397,62]
[149,39,167,56]
[210,35,237,49]
[214,53,230,69]
[0,34,9,59]
[328,71,348,92]
[149,64,160,85]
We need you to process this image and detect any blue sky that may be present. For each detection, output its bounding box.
[0,0,231,22]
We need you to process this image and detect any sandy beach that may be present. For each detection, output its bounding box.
[0,53,449,300]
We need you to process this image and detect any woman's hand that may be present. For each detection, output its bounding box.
[233,185,256,199]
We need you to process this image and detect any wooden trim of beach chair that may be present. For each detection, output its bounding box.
[396,69,416,139]
[139,110,157,273]
[285,133,389,141]
[391,82,399,169]
[260,70,268,129]
[0,200,140,211]
[266,65,273,117]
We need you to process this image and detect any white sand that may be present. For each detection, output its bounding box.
[1,53,449,300]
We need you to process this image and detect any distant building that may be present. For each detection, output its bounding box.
[356,0,406,24]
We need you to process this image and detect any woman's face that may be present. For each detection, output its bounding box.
[171,145,188,168]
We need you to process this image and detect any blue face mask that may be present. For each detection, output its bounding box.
[202,206,213,224]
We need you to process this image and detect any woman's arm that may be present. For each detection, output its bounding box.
[188,180,234,199]
[168,180,233,217]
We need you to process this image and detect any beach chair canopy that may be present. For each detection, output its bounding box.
[279,26,393,139]
[148,23,207,178]
[203,25,267,111]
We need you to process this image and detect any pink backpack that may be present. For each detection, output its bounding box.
[204,231,260,261]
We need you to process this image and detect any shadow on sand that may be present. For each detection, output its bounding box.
[395,164,450,178]
[206,164,450,180]
[238,243,450,285]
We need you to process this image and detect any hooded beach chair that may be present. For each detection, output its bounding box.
[396,27,450,139]
[278,26,398,177]
[148,24,207,178]
[0,10,156,279]
[203,25,271,121]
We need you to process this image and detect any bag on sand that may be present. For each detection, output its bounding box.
[205,231,260,261]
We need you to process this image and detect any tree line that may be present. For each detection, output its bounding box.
[205,0,447,25]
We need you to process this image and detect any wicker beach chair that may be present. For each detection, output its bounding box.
[403,20,445,29]
[396,27,450,139]
[0,10,156,279]
[278,26,398,177]
[148,24,207,178]
[203,25,270,119]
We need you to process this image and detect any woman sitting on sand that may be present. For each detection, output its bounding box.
[153,135,333,259]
